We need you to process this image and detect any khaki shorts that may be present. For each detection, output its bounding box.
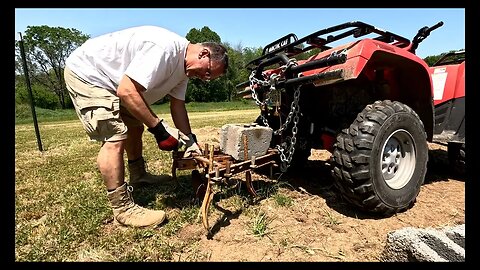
[64,67,143,142]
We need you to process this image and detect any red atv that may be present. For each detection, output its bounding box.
[429,50,465,175]
[238,21,459,216]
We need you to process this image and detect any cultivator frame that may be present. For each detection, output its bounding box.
[172,138,279,232]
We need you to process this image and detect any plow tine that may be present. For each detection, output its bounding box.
[243,134,257,196]
[245,170,258,197]
[200,144,216,232]
[201,175,213,231]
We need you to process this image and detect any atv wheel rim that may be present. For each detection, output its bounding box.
[381,129,416,189]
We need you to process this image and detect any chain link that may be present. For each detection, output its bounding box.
[249,70,270,127]
[275,85,301,172]
[248,59,302,172]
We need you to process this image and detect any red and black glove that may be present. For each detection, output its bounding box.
[148,120,188,151]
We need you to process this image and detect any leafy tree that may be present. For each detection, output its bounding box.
[423,49,465,66]
[15,25,89,109]
[186,26,221,43]
[223,42,263,101]
[424,54,443,66]
[15,74,60,109]
[241,45,264,79]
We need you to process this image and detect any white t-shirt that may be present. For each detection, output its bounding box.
[66,25,190,104]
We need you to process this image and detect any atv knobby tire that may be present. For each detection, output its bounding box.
[332,100,428,216]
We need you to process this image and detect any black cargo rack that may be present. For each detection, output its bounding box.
[432,50,465,66]
[246,21,411,70]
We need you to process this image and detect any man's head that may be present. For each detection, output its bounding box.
[185,42,229,81]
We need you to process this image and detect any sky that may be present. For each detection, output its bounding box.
[14,8,465,58]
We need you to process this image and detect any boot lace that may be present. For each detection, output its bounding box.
[121,185,148,217]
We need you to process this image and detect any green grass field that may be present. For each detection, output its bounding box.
[15,100,257,124]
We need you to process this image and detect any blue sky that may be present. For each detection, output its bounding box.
[14,8,465,58]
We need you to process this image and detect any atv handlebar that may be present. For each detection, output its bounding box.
[428,21,444,32]
[408,21,444,53]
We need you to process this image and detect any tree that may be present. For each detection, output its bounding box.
[185,26,221,44]
[424,54,443,66]
[15,25,89,109]
[223,42,263,101]
[423,49,465,66]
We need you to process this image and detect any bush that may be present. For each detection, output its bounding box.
[16,83,59,110]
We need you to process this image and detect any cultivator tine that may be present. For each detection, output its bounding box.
[200,144,215,231]
[245,170,258,197]
[242,134,258,197]
[200,175,213,231]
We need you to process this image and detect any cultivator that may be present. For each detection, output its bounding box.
[172,138,279,232]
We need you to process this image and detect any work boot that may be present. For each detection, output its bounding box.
[107,183,166,228]
[128,157,171,186]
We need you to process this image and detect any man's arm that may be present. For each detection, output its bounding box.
[169,96,192,135]
[170,95,202,157]
[117,74,160,128]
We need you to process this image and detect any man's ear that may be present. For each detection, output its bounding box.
[199,48,210,59]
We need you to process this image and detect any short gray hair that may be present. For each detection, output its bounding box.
[202,42,228,74]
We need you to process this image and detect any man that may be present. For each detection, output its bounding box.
[63,25,229,228]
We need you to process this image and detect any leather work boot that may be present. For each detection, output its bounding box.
[107,183,166,228]
[128,157,171,186]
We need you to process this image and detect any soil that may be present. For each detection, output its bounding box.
[173,127,466,262]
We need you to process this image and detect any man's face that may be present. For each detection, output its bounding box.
[190,48,223,81]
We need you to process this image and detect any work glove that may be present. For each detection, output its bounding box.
[183,133,202,158]
[148,120,188,151]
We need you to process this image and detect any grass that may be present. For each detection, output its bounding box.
[273,193,293,207]
[15,100,257,124]
[14,101,293,262]
[251,211,271,237]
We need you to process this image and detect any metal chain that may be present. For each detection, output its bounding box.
[282,58,298,72]
[248,59,302,172]
[276,85,301,172]
[249,70,269,107]
[273,86,300,136]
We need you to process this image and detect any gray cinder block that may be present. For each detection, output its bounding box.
[220,123,273,161]
[381,225,465,262]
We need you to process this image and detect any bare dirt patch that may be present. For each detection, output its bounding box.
[178,127,465,262]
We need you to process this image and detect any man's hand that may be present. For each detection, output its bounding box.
[183,133,202,158]
[148,120,188,151]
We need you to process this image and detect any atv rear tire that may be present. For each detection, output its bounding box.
[331,100,428,216]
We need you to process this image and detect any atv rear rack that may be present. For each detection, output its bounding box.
[245,21,412,70]
[172,143,279,233]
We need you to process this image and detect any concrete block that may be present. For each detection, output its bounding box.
[220,123,273,161]
[381,224,465,262]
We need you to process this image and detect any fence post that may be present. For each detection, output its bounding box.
[18,32,43,152]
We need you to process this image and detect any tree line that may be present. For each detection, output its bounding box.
[15,25,462,110]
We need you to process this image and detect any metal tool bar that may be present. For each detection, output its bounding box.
[191,150,278,178]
